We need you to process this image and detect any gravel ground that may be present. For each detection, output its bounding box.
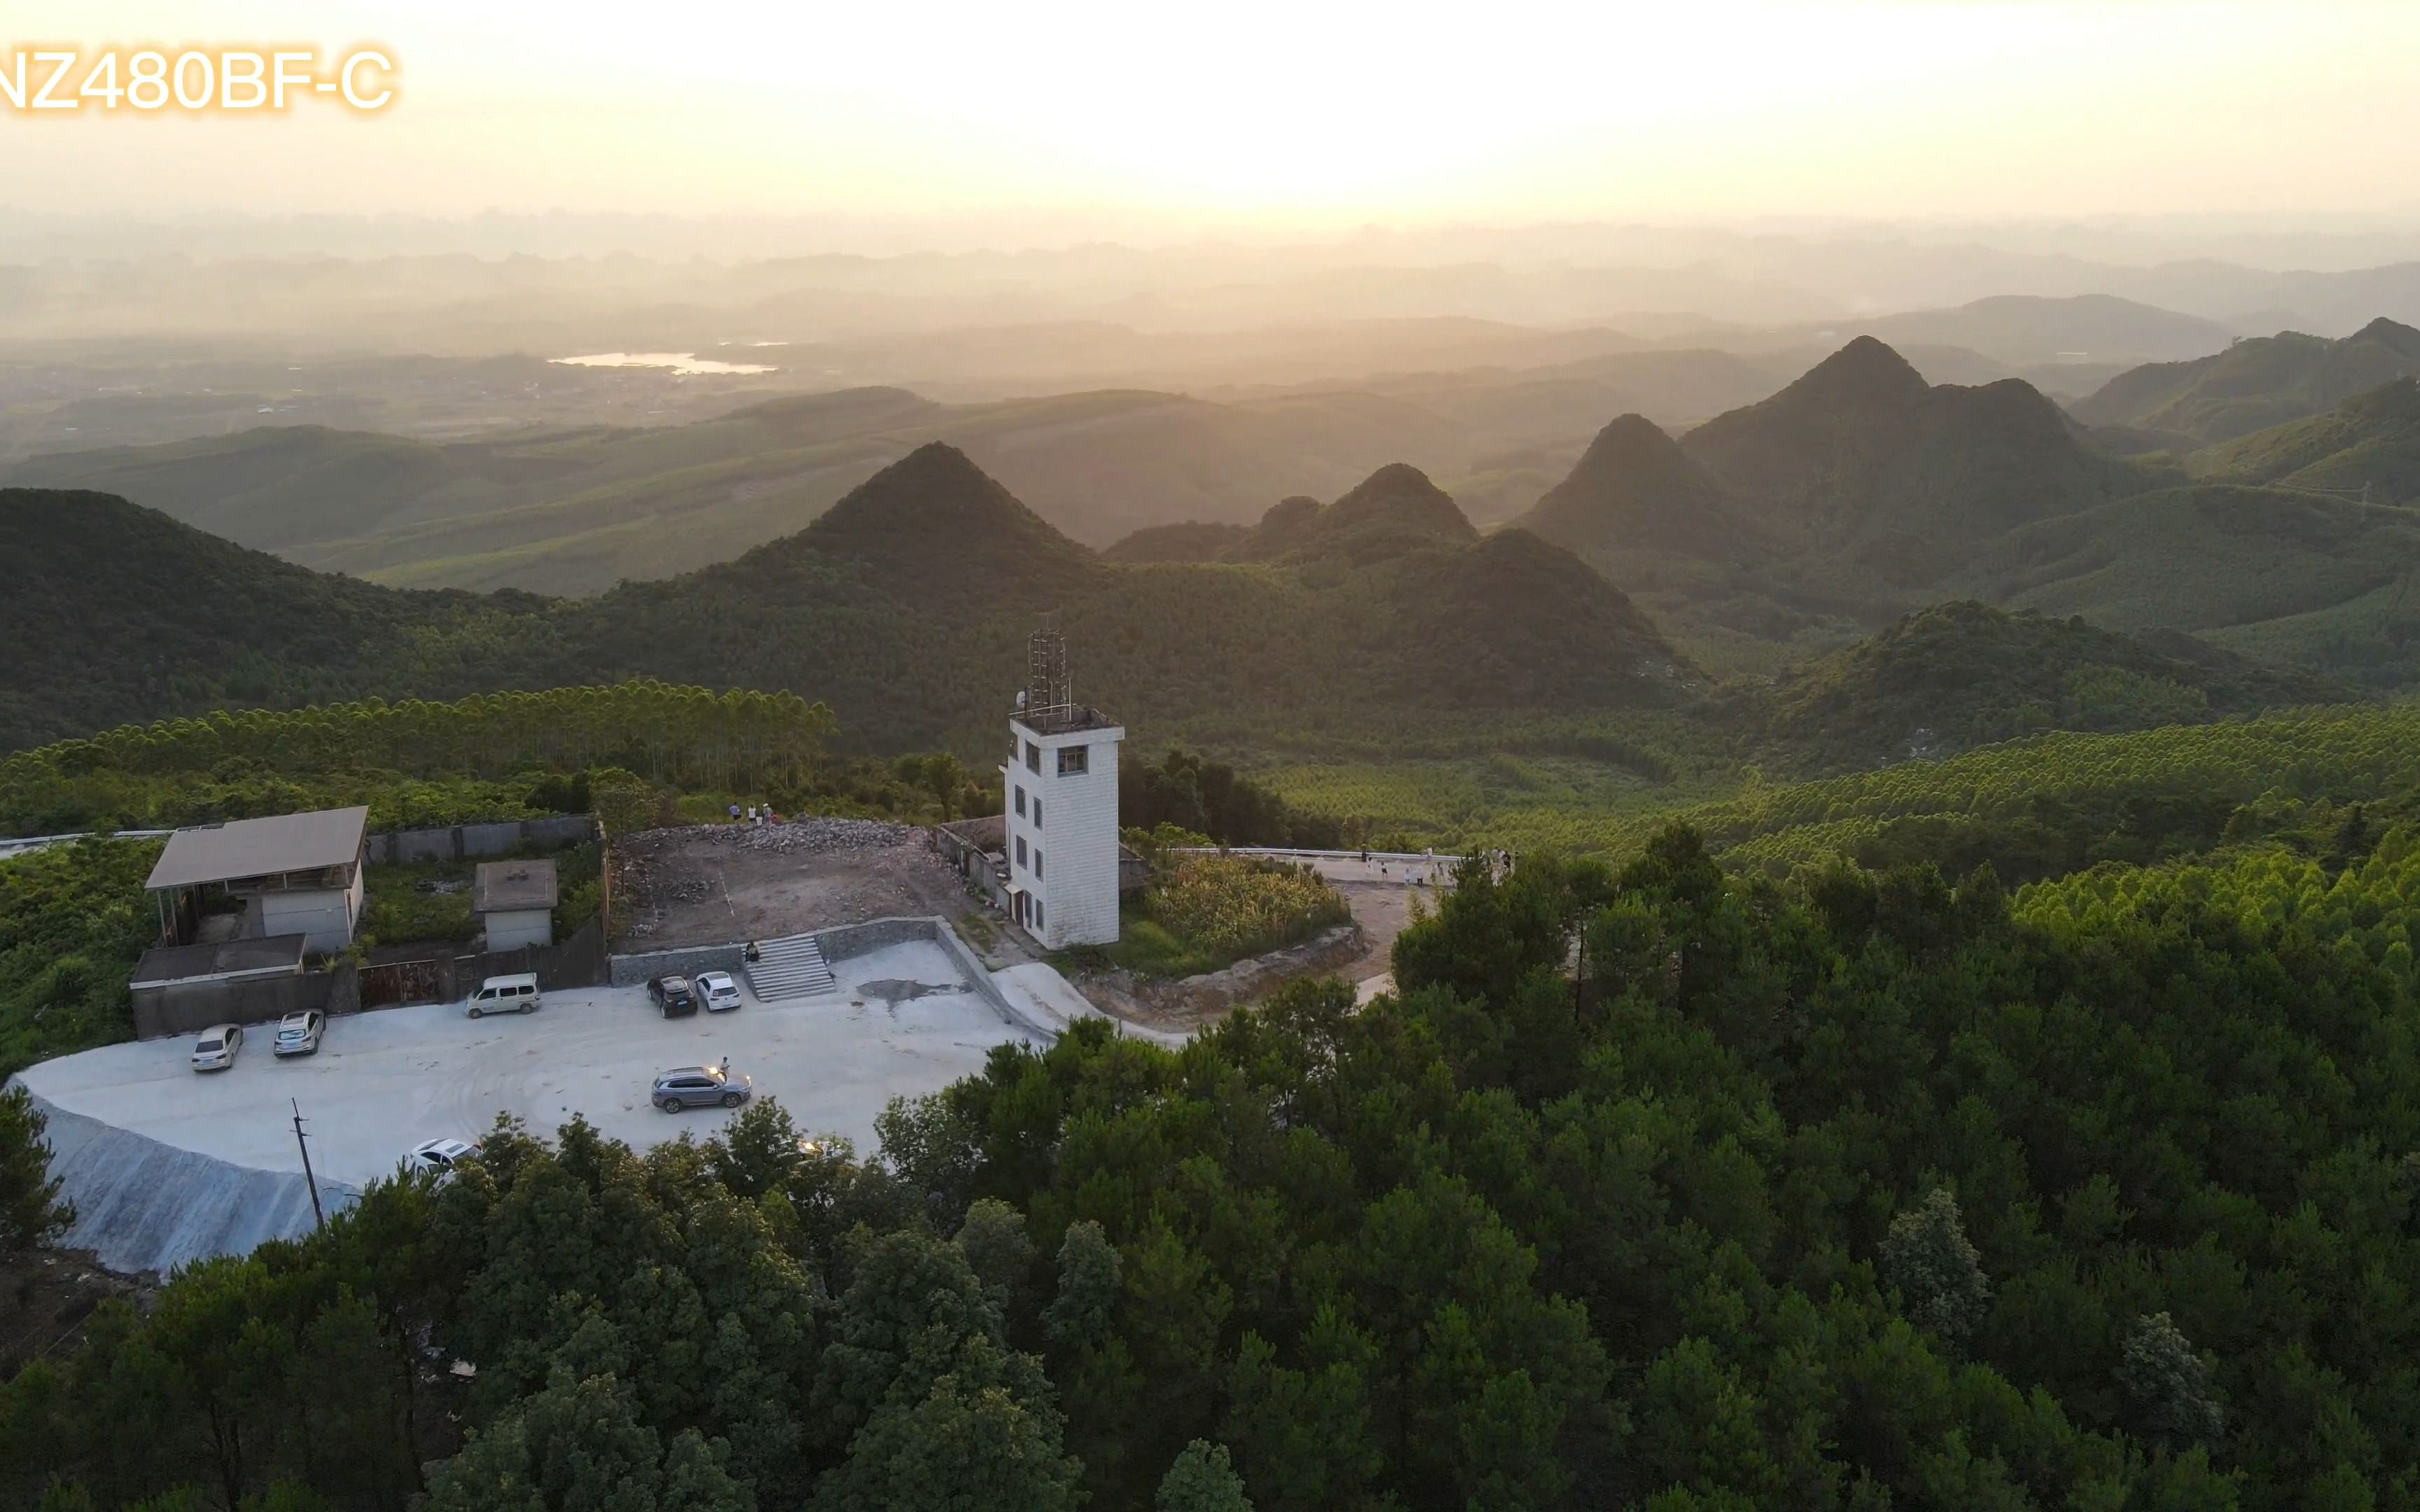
[613,820,993,952]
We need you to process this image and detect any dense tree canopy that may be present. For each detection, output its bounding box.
[12,819,2420,1506]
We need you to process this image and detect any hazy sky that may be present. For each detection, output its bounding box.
[8,1,2419,234]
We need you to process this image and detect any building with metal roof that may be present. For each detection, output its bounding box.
[146,806,369,953]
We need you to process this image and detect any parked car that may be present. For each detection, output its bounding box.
[649,975,697,1018]
[273,1009,325,1057]
[407,1137,480,1175]
[190,1023,242,1072]
[695,970,744,1013]
[653,1063,751,1112]
[466,972,541,1018]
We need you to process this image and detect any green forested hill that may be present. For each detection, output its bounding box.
[2190,376,2420,504]
[1227,462,1477,567]
[1577,701,2420,883]
[1678,336,2141,583]
[1949,484,2420,645]
[550,449,1689,751]
[1745,601,2350,774]
[0,487,536,751]
[2072,316,2420,443]
[1510,412,1765,585]
[1099,519,1251,563]
[0,449,1692,755]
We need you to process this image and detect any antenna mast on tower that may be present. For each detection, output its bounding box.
[1027,615,1072,731]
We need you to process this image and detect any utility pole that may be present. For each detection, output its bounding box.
[292,1098,326,1231]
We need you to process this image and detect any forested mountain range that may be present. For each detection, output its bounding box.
[0,301,2269,601]
[1507,337,2420,684]
[3,351,1800,594]
[18,329,2420,760]
[0,447,1693,755]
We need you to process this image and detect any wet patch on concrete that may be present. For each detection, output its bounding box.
[859,979,963,1007]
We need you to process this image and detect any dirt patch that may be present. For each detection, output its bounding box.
[613,819,1028,962]
[1329,878,1431,981]
[1,1246,146,1376]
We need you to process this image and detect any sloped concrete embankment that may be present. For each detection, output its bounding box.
[20,1088,360,1277]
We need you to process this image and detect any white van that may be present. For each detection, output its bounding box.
[466,973,541,1018]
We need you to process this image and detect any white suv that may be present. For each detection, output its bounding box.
[407,1138,480,1175]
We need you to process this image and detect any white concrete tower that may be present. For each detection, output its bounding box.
[1001,625,1122,948]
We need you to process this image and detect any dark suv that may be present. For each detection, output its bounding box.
[648,974,697,1018]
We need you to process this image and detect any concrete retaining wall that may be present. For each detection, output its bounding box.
[20,1089,360,1277]
[1148,923,1368,1018]
[609,942,746,988]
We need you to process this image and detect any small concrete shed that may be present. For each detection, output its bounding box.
[474,860,559,951]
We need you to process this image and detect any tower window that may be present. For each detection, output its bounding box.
[1057,745,1088,776]
[1014,787,1025,818]
[1015,836,1027,868]
[1034,799,1043,827]
[1034,848,1045,879]
[1025,741,1042,774]
[1033,899,1044,931]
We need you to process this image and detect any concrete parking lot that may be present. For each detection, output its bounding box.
[20,939,1041,1189]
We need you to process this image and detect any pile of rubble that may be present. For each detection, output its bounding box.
[698,817,919,854]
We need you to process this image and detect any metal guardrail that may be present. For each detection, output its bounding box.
[0,828,175,860]
[1171,846,1468,864]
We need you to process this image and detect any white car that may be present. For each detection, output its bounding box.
[695,971,744,1013]
[190,1023,242,1072]
[407,1138,480,1175]
[272,1009,325,1057]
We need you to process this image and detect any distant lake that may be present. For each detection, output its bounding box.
[551,351,777,375]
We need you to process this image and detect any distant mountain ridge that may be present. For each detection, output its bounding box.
[1678,337,2136,577]
[1788,293,2235,365]
[2072,317,2420,443]
[1499,332,2420,694]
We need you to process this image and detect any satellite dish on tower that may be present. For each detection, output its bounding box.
[1015,690,1028,710]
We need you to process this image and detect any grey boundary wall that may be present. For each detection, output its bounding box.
[19,1088,361,1278]
[365,814,594,866]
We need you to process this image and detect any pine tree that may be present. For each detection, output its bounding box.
[1156,1439,1253,1512]
[2117,1312,2225,1448]
[1878,1187,1991,1348]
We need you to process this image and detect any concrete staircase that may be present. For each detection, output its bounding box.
[746,932,837,1002]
